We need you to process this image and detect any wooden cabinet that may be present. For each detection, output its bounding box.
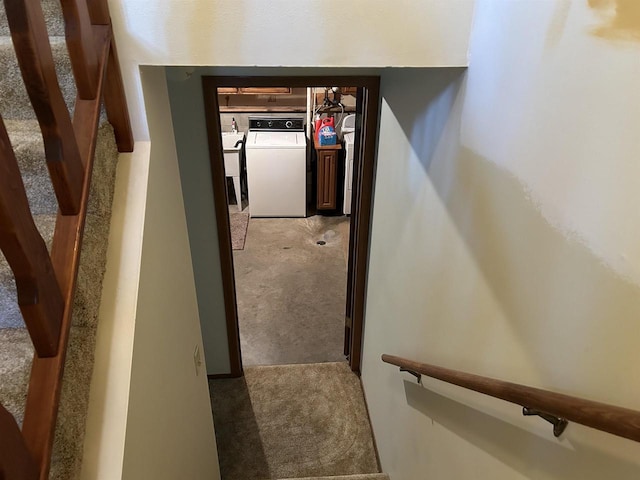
[314,137,342,210]
[218,87,292,95]
[238,87,292,94]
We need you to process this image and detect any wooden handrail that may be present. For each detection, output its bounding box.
[382,354,640,443]
[4,0,85,215]
[0,114,64,357]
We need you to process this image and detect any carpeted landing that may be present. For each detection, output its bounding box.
[209,362,384,480]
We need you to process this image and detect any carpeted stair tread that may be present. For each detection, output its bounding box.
[277,475,390,480]
[210,362,380,480]
[0,36,76,120]
[4,120,57,215]
[0,0,65,37]
[4,119,48,175]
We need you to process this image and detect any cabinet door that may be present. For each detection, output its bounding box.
[317,151,337,210]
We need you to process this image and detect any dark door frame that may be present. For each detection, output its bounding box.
[202,76,380,376]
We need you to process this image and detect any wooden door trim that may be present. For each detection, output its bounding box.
[348,81,380,373]
[202,85,243,377]
[202,75,381,376]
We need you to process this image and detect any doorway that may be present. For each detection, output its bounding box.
[202,76,380,376]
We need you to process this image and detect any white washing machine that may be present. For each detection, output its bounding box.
[245,117,307,217]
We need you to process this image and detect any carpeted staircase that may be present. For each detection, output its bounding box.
[0,1,119,478]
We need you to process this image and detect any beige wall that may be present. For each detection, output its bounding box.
[108,0,475,140]
[361,1,640,479]
[120,67,220,479]
[81,141,149,479]
[165,68,231,376]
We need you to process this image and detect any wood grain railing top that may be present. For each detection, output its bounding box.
[382,354,640,443]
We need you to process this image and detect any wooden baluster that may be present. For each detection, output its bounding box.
[103,38,134,152]
[4,0,85,215]
[85,0,110,24]
[0,116,64,358]
[84,0,134,152]
[0,404,39,480]
[60,0,99,99]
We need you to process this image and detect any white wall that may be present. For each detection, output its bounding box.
[120,67,220,480]
[81,142,149,480]
[362,1,640,479]
[107,0,475,140]
[165,68,231,375]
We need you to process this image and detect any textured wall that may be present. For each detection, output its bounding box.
[362,1,640,479]
[108,0,475,140]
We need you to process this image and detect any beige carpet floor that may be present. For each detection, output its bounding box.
[209,362,380,480]
[233,215,350,366]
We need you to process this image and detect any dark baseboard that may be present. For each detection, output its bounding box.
[207,372,241,380]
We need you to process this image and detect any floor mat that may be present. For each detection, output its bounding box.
[230,212,249,250]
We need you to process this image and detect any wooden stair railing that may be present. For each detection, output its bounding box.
[84,0,134,153]
[0,0,133,478]
[382,354,640,443]
[5,0,85,215]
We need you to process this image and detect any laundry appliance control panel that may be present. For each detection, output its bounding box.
[249,117,304,131]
